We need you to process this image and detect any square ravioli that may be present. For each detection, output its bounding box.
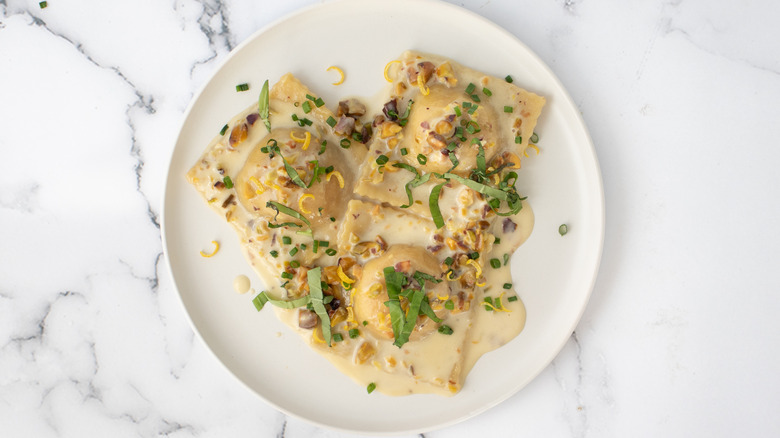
[188,51,544,396]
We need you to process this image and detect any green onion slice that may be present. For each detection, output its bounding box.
[438,325,453,335]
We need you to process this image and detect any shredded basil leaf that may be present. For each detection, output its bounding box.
[252,291,310,311]
[266,201,311,227]
[258,79,271,132]
[307,267,332,346]
[429,182,446,229]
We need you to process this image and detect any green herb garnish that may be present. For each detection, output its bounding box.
[258,79,271,132]
[236,83,249,92]
[266,201,311,228]
[429,182,446,229]
[490,258,500,269]
[307,267,332,346]
[219,124,228,135]
[508,296,518,302]
[559,224,568,236]
[505,75,514,83]
[223,176,233,189]
[367,382,376,394]
[438,325,453,335]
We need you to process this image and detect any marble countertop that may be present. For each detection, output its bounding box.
[2,0,779,436]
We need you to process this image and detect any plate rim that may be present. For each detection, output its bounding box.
[161,0,605,434]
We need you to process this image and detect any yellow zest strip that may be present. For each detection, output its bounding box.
[384,60,400,83]
[312,327,326,344]
[298,193,314,214]
[290,130,312,151]
[417,71,430,96]
[466,259,483,281]
[327,66,345,85]
[200,241,220,257]
[249,176,266,194]
[482,301,500,311]
[524,143,540,158]
[326,171,345,188]
[337,265,356,284]
[436,291,450,301]
[207,197,218,204]
[446,270,464,281]
[496,292,512,312]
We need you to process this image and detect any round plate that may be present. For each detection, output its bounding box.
[162,0,604,434]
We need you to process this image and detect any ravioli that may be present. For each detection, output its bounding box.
[187,51,545,396]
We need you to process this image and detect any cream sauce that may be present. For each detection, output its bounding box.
[187,53,545,396]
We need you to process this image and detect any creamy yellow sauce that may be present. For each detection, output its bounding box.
[187,52,544,396]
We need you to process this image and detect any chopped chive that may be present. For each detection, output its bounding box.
[282,236,292,245]
[236,83,249,92]
[39,1,47,8]
[332,333,344,342]
[318,240,329,248]
[467,104,478,115]
[367,382,376,394]
[505,75,513,83]
[454,106,462,117]
[400,148,408,156]
[444,256,454,266]
[444,300,454,310]
[340,138,351,149]
[325,248,337,256]
[352,131,363,142]
[318,140,327,155]
[219,124,228,135]
[417,154,427,165]
[470,94,481,102]
[324,165,334,174]
[312,240,319,253]
[222,176,233,189]
[508,296,518,302]
[469,251,480,260]
[362,320,368,326]
[490,258,501,269]
[291,114,299,121]
[559,224,568,236]
[376,155,389,165]
[289,247,298,256]
[261,146,269,153]
[483,297,494,311]
[503,283,512,289]
[302,118,313,126]
[270,250,279,258]
[503,253,510,266]
[294,102,300,107]
[281,272,293,280]
[438,325,453,335]
[494,237,501,244]
[329,217,336,223]
[504,106,513,113]
[514,135,522,144]
[301,101,312,114]
[348,328,360,339]
[300,243,307,250]
[290,260,300,268]
[314,97,325,107]
[482,87,492,96]
[326,116,337,127]
[305,94,315,101]
[465,83,476,94]
[531,132,539,143]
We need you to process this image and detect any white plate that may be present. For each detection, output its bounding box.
[162,0,604,434]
